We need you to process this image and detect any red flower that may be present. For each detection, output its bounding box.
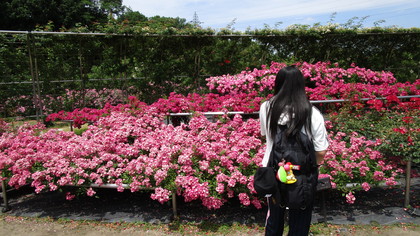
[386,95,400,104]
[393,127,407,134]
[402,116,414,124]
[352,102,364,109]
[367,99,384,112]
[407,136,413,145]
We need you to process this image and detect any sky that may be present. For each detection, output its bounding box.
[122,0,420,31]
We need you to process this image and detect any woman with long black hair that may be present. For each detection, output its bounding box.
[259,66,329,235]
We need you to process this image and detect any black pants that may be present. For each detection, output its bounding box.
[265,197,313,236]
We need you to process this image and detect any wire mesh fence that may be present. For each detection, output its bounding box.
[1,30,419,120]
[0,31,212,119]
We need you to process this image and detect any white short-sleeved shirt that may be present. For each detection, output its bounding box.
[259,100,329,167]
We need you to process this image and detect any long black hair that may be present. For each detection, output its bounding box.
[267,66,312,140]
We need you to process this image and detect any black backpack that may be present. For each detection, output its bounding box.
[270,125,319,209]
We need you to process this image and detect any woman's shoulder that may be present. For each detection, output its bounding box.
[312,106,324,119]
[311,106,323,116]
[261,100,271,106]
[260,100,270,110]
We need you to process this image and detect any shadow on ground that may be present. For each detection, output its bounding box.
[1,178,419,226]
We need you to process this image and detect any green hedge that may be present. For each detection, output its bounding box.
[0,26,419,105]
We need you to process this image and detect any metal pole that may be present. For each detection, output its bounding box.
[122,36,128,93]
[78,39,86,107]
[193,46,201,91]
[27,33,40,121]
[33,35,43,118]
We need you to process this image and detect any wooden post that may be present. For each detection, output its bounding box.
[172,192,178,220]
[321,191,327,221]
[1,179,9,212]
[404,157,412,208]
[317,190,329,223]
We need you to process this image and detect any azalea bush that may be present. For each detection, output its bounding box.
[151,92,266,114]
[46,96,147,128]
[321,130,404,204]
[2,88,136,118]
[0,108,407,208]
[1,61,418,208]
[45,62,419,125]
[0,119,11,135]
[326,95,420,203]
[49,88,131,110]
[46,92,266,127]
[1,110,266,209]
[6,61,418,120]
[380,123,420,165]
[206,61,419,112]
[329,96,420,164]
[206,61,399,95]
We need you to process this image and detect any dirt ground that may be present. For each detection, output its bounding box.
[1,215,419,236]
[0,218,165,236]
[1,177,419,235]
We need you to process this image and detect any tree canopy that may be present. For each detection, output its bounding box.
[0,0,193,31]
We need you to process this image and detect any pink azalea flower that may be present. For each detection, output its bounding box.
[346,192,356,204]
[86,187,96,197]
[361,182,370,191]
[66,192,76,200]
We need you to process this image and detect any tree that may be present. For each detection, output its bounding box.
[191,12,203,28]
[97,0,124,20]
[0,0,109,31]
[148,16,189,29]
[117,8,148,24]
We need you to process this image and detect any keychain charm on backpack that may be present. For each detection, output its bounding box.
[277,161,300,184]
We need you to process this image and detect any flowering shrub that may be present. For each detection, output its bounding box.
[205,61,418,114]
[383,126,420,163]
[1,95,36,118]
[60,88,130,109]
[46,92,268,127]
[46,82,418,128]
[206,61,399,96]
[1,88,136,118]
[1,108,410,207]
[321,131,403,203]
[324,93,420,204]
[1,111,265,209]
[151,92,267,114]
[46,96,148,128]
[329,96,420,165]
[0,119,11,135]
[299,62,396,85]
[2,61,418,208]
[306,80,419,101]
[206,62,284,95]
[3,62,418,119]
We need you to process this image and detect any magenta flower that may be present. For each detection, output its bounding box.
[346,192,356,204]
[361,182,370,191]
[86,187,96,197]
[151,187,172,204]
